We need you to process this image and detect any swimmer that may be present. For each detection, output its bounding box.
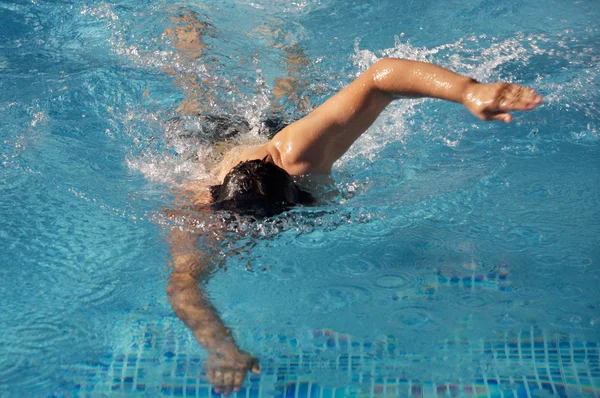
[166,56,542,394]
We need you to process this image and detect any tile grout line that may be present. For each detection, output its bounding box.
[543,329,558,395]
[569,334,583,393]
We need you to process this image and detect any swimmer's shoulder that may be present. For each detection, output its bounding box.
[211,143,272,182]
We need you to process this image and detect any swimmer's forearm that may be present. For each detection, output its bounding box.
[168,276,240,354]
[370,58,476,105]
[167,257,240,355]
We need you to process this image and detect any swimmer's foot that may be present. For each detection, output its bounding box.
[462,82,543,123]
[164,9,213,59]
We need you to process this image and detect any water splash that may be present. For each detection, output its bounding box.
[336,29,598,184]
[80,2,599,288]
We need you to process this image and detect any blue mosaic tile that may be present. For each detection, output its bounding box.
[60,320,600,397]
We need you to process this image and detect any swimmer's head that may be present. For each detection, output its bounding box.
[209,158,315,218]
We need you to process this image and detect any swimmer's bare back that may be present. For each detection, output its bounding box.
[212,58,542,181]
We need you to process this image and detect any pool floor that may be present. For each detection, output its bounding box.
[68,319,599,397]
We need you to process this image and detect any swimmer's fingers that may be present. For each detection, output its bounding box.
[209,368,224,394]
[207,351,259,394]
[222,371,235,396]
[497,84,543,112]
[209,368,236,396]
[487,84,542,123]
[233,370,245,390]
[216,363,257,395]
[464,82,542,123]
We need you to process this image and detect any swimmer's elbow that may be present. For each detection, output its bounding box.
[371,57,411,73]
[167,272,195,293]
[369,58,414,96]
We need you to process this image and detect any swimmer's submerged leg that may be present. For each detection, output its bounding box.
[163,9,217,115]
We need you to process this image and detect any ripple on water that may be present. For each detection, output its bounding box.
[352,217,407,242]
[387,305,439,331]
[437,259,501,280]
[502,225,548,252]
[0,319,83,388]
[372,270,421,291]
[511,281,584,305]
[308,284,373,314]
[328,253,387,278]
[9,322,74,352]
[266,258,303,281]
[549,313,587,330]
[66,269,121,308]
[292,230,340,250]
[0,345,24,386]
[533,251,594,269]
[494,312,524,329]
[586,268,600,295]
[53,246,129,308]
[452,291,496,308]
[547,283,584,300]
[547,306,597,331]
[510,285,548,301]
[439,239,477,254]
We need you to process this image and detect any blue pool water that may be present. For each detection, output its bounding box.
[1,0,599,396]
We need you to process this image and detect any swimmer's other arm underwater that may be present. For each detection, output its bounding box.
[167,58,542,394]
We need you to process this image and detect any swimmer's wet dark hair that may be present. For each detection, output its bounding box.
[209,158,315,218]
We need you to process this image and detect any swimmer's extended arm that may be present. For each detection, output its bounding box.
[167,228,259,395]
[265,58,542,174]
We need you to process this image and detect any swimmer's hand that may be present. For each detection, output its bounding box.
[462,82,542,123]
[207,348,260,395]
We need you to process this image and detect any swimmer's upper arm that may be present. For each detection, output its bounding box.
[166,193,213,279]
[267,60,394,174]
[168,228,206,278]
